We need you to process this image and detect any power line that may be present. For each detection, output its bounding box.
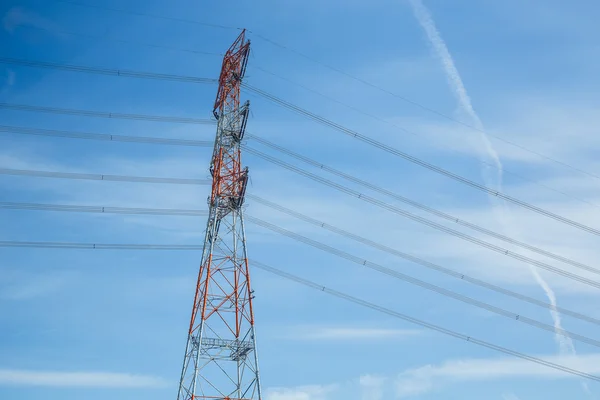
[2,123,596,279]
[0,103,215,125]
[0,241,202,250]
[47,0,600,181]
[3,228,599,380]
[250,66,600,210]
[0,168,210,185]
[55,0,242,31]
[1,223,598,349]
[6,52,598,195]
[248,34,600,182]
[251,259,600,383]
[0,202,207,216]
[247,135,600,276]
[3,123,597,286]
[245,147,600,288]
[5,54,598,218]
[3,122,597,285]
[245,216,600,349]
[0,57,218,84]
[242,85,600,238]
[0,125,213,147]
[9,25,222,57]
[3,199,599,326]
[246,195,600,326]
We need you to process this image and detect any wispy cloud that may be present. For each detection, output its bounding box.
[407,0,578,380]
[288,327,421,341]
[359,374,386,400]
[0,369,167,388]
[265,384,337,400]
[394,353,600,397]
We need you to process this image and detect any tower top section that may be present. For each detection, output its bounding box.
[213,29,251,119]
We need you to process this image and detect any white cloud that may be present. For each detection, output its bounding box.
[265,384,337,400]
[0,369,167,388]
[395,353,600,398]
[502,393,520,400]
[290,327,420,341]
[359,374,386,400]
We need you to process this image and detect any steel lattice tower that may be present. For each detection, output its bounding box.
[176,30,262,400]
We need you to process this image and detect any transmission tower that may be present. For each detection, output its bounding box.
[176,30,262,400]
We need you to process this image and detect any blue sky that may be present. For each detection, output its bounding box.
[2,0,600,399]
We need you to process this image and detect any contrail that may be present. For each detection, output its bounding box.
[407,0,583,389]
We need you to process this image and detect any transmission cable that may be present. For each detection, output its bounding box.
[242,85,600,238]
[3,126,598,286]
[244,147,600,288]
[244,215,600,349]
[0,125,213,147]
[246,135,600,276]
[0,103,215,125]
[4,26,222,57]
[0,168,210,185]
[1,229,599,350]
[247,34,600,182]
[2,230,599,350]
[3,199,598,326]
[246,195,600,326]
[55,0,242,31]
[47,0,600,181]
[0,202,208,216]
[0,241,202,250]
[249,66,600,210]
[0,57,218,84]
[2,129,597,287]
[4,54,598,216]
[2,124,597,279]
[251,259,600,383]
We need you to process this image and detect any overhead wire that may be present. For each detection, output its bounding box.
[55,0,600,181]
[2,124,598,280]
[244,215,600,349]
[0,57,218,84]
[246,134,600,276]
[0,103,215,125]
[251,259,600,383]
[50,0,600,182]
[4,50,599,200]
[0,125,213,147]
[1,224,599,350]
[242,84,600,238]
[6,25,222,57]
[0,168,210,185]
[3,199,599,327]
[0,241,202,250]
[0,202,207,216]
[246,34,600,182]
[246,195,600,326]
[54,0,242,31]
[249,66,600,210]
[244,147,600,288]
[4,55,599,223]
[3,124,599,285]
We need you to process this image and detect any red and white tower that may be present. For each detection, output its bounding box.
[177,30,261,400]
